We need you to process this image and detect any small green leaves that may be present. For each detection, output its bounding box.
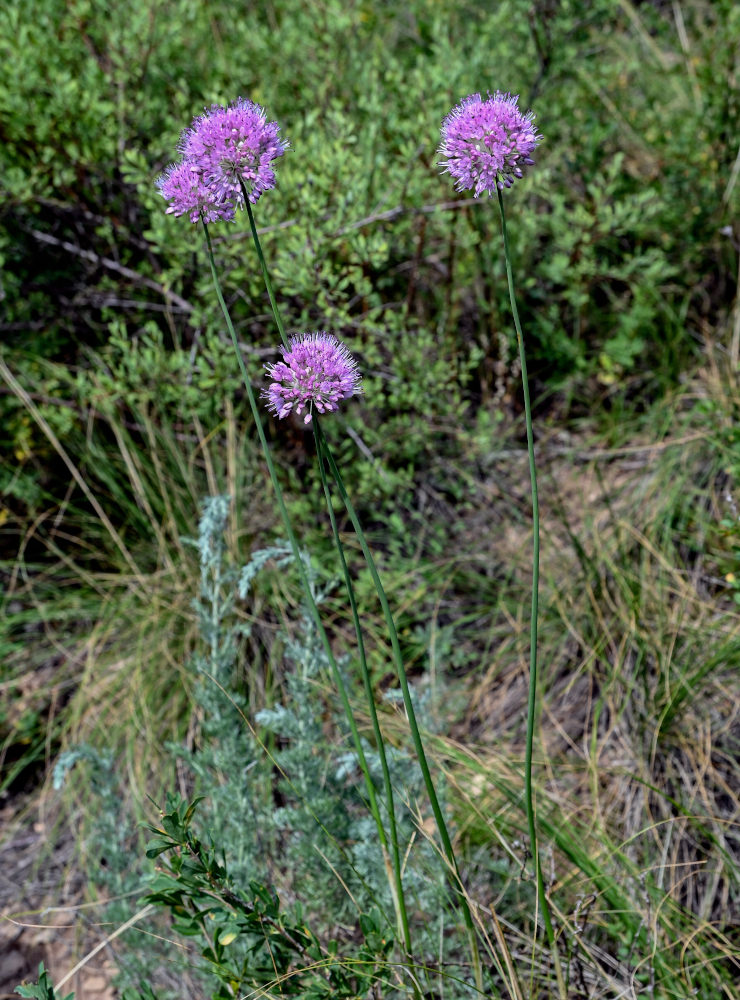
[14,963,74,1000]
[139,794,392,997]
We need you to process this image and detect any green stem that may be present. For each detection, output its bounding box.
[313,419,413,959]
[243,195,289,350]
[496,188,565,999]
[200,217,392,916]
[316,423,483,993]
[235,190,416,979]
[237,180,478,989]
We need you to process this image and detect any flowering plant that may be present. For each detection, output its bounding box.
[154,97,423,990]
[263,332,362,424]
[438,88,562,993]
[438,91,541,197]
[157,98,288,221]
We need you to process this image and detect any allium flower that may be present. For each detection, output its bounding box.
[179,97,288,207]
[156,160,235,224]
[263,333,362,424]
[438,91,541,197]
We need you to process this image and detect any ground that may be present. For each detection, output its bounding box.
[0,800,115,999]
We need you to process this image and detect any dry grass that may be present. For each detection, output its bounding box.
[3,352,740,997]
[431,364,740,996]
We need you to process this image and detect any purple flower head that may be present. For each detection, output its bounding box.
[438,91,542,197]
[179,98,288,208]
[263,332,362,425]
[156,160,236,224]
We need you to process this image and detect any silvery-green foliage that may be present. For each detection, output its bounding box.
[237,543,295,600]
[52,745,130,895]
[184,499,451,941]
[53,499,459,996]
[53,744,113,792]
[185,494,246,681]
[175,496,268,881]
[52,745,191,996]
[257,647,450,926]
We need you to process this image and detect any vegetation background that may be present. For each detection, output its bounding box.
[1,0,738,997]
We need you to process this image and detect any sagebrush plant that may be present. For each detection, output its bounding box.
[173,502,463,996]
[48,500,462,998]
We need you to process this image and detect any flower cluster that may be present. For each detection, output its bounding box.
[157,98,288,223]
[438,91,541,197]
[263,333,362,424]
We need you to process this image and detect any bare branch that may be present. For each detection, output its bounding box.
[30,229,194,314]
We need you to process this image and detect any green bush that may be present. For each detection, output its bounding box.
[2,0,738,441]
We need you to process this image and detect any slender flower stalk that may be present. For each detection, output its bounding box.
[313,418,413,961]
[245,198,289,349]
[315,419,483,992]
[439,91,565,998]
[259,321,413,957]
[198,219,407,951]
[496,189,565,998]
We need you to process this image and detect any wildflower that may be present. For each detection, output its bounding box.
[179,97,288,207]
[156,160,235,224]
[263,333,362,424]
[438,91,541,197]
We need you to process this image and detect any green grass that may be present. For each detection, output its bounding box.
[441,371,740,996]
[4,345,738,999]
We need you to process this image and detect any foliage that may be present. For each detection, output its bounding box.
[2,0,738,468]
[142,794,393,1000]
[14,963,73,1000]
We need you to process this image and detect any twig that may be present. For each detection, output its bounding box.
[29,229,194,314]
